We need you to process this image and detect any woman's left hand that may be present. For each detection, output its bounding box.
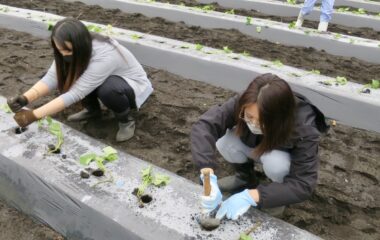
[216,189,257,220]
[14,109,38,127]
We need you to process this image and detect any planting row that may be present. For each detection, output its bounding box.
[2,0,379,86]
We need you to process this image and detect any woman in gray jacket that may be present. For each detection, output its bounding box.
[192,73,328,220]
[8,18,153,142]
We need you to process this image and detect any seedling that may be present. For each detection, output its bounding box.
[286,0,297,5]
[239,221,262,240]
[0,104,11,113]
[288,21,296,29]
[359,79,380,93]
[200,5,215,12]
[137,166,170,197]
[308,69,320,75]
[335,76,347,85]
[131,33,143,40]
[79,146,118,173]
[246,17,252,25]
[334,33,342,39]
[38,116,63,154]
[241,51,251,57]
[224,9,235,15]
[223,46,233,54]
[180,45,190,49]
[353,8,366,15]
[86,24,103,33]
[195,44,203,51]
[0,6,10,13]
[337,7,350,13]
[256,26,262,33]
[271,60,284,67]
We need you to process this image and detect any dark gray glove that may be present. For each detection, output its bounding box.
[7,95,28,113]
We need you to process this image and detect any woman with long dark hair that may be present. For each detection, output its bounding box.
[192,73,329,220]
[8,18,153,142]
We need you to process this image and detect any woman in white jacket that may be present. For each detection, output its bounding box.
[8,18,153,142]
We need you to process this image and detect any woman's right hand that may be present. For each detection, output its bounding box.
[200,172,223,214]
[7,95,28,113]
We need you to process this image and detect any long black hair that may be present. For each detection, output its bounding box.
[235,73,296,157]
[51,18,109,92]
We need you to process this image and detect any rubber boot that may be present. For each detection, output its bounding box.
[114,108,135,142]
[67,108,101,122]
[318,21,329,32]
[295,12,304,28]
[218,161,257,194]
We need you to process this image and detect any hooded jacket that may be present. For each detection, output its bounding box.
[191,92,329,208]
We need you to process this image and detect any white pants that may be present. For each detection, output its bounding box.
[216,128,291,183]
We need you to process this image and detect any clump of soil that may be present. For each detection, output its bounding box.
[80,170,90,179]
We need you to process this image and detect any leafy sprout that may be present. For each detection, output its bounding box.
[79,146,119,173]
[334,33,342,39]
[352,8,366,15]
[0,104,12,113]
[246,17,252,25]
[256,26,262,33]
[137,166,170,197]
[131,34,143,40]
[224,9,235,15]
[241,51,251,57]
[38,116,63,153]
[286,0,297,5]
[195,43,203,51]
[271,60,284,67]
[288,21,296,29]
[223,46,233,54]
[87,24,103,33]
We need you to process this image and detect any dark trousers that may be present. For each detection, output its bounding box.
[82,75,136,122]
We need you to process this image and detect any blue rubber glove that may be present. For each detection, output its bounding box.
[216,189,257,220]
[200,173,222,214]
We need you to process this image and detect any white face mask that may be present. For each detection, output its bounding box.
[247,121,263,135]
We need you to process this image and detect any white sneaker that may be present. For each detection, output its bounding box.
[116,120,135,142]
[295,12,304,28]
[318,21,329,32]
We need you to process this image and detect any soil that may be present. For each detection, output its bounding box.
[1,0,380,85]
[157,0,380,41]
[0,27,379,240]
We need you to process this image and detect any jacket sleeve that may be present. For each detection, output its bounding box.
[256,126,321,208]
[190,95,239,170]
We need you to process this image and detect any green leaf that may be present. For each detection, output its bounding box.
[337,7,350,12]
[334,33,342,39]
[256,26,262,33]
[87,24,102,33]
[286,0,297,5]
[246,17,252,25]
[103,146,117,156]
[336,76,347,85]
[95,156,106,172]
[371,79,380,89]
[224,9,235,15]
[241,51,251,57]
[223,46,233,54]
[288,21,296,29]
[131,34,142,40]
[272,60,284,67]
[239,233,253,240]
[0,104,12,113]
[195,44,203,51]
[201,5,215,11]
[152,174,170,186]
[79,153,96,165]
[309,69,320,75]
[180,45,190,49]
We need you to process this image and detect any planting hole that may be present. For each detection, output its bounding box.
[48,144,61,154]
[140,194,152,204]
[92,169,104,177]
[14,127,27,134]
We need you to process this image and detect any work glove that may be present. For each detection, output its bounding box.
[200,173,223,214]
[216,189,257,220]
[14,109,38,128]
[7,95,28,113]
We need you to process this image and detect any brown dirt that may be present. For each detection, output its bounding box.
[1,0,380,85]
[1,27,379,240]
[158,0,380,41]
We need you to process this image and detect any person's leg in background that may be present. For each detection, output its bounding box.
[215,128,257,194]
[96,75,136,142]
[295,0,318,28]
[318,0,335,31]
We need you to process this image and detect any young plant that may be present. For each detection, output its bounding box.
[334,33,342,39]
[353,8,366,15]
[256,26,262,33]
[200,5,215,12]
[137,166,170,197]
[246,17,252,25]
[131,33,143,40]
[287,0,297,5]
[335,76,347,85]
[225,9,235,15]
[308,69,320,75]
[288,21,296,29]
[79,146,118,173]
[241,51,251,57]
[86,24,103,33]
[38,116,64,153]
[223,46,233,54]
[272,60,284,67]
[195,43,203,51]
[0,104,12,113]
[337,7,350,13]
